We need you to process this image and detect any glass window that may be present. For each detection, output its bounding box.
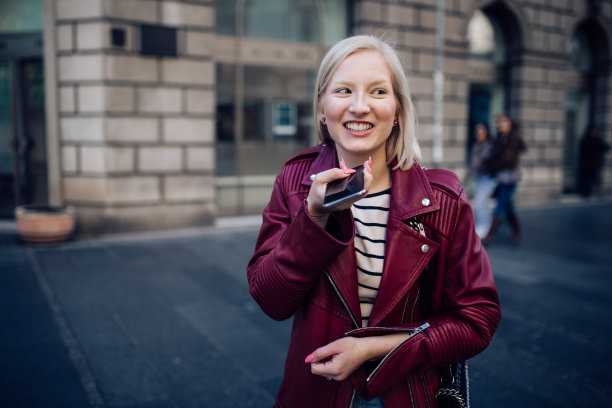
[214,1,349,178]
[0,0,42,33]
[216,0,348,45]
[467,10,505,64]
[272,102,297,136]
[216,63,315,143]
[568,28,592,73]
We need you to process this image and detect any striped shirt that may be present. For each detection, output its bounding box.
[352,188,391,327]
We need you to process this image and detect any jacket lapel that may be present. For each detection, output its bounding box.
[300,146,442,328]
[302,144,363,326]
[300,144,339,187]
[368,164,441,327]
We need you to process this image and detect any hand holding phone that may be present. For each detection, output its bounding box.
[323,165,366,208]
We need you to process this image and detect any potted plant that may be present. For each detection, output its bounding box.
[15,205,76,245]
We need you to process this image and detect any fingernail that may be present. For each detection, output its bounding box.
[368,156,372,166]
[305,354,314,363]
[343,169,356,174]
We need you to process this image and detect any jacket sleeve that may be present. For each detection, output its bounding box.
[247,170,354,321]
[350,189,501,398]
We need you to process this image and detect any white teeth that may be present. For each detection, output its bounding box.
[345,122,372,132]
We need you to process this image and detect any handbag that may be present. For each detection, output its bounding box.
[408,217,471,408]
[434,360,470,408]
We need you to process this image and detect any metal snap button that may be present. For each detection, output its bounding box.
[421,198,430,207]
[421,244,430,253]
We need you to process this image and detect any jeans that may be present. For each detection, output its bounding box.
[351,394,384,408]
[472,175,496,237]
[493,182,517,219]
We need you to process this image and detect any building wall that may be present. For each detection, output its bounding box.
[351,0,612,206]
[42,0,612,234]
[48,0,216,234]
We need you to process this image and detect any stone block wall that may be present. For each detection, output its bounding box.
[352,0,612,206]
[352,0,473,175]
[51,0,216,234]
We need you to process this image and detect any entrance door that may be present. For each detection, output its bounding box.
[0,54,47,217]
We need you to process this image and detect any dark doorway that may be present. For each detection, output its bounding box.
[0,33,47,218]
[467,84,493,162]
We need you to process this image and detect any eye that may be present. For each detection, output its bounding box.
[335,88,351,94]
[372,88,387,95]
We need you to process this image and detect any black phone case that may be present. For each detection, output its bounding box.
[323,165,365,207]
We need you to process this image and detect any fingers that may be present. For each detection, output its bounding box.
[363,156,373,196]
[311,167,350,185]
[305,338,361,382]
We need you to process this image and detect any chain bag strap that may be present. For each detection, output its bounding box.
[407,218,470,408]
[434,360,469,408]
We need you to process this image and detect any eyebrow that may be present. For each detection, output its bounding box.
[331,79,392,87]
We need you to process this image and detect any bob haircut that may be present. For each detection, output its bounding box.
[313,35,421,170]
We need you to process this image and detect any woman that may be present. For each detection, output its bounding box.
[466,123,496,237]
[247,36,500,408]
[577,126,610,198]
[481,113,527,245]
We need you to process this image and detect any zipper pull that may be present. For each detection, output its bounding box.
[413,322,430,334]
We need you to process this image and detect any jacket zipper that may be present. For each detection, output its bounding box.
[410,287,420,322]
[420,370,432,408]
[400,288,412,324]
[348,389,356,408]
[325,271,360,329]
[407,376,416,407]
[366,322,430,382]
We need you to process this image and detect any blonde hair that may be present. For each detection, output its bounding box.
[313,35,421,170]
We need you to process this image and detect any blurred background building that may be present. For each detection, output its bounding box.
[1,0,611,234]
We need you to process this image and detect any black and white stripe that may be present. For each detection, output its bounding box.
[352,188,391,327]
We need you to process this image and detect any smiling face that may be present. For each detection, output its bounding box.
[321,50,397,166]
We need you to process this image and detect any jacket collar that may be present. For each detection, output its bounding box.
[301,144,339,187]
[303,144,442,327]
[388,159,440,222]
[302,143,439,221]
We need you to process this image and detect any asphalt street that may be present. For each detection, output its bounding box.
[1,200,611,407]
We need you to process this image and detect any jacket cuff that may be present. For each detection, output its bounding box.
[274,201,353,284]
[349,327,432,399]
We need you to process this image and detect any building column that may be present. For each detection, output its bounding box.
[49,0,216,234]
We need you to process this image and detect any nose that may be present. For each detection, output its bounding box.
[349,92,370,115]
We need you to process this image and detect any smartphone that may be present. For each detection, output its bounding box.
[323,165,366,208]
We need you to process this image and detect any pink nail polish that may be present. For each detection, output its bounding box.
[343,169,356,174]
[305,354,314,363]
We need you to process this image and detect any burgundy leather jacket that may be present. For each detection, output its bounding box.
[247,144,501,408]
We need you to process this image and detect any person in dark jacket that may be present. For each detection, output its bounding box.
[247,35,500,408]
[481,113,527,245]
[466,122,496,237]
[577,127,610,198]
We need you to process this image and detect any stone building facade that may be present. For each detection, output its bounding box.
[1,0,610,234]
[351,0,612,205]
[46,0,217,233]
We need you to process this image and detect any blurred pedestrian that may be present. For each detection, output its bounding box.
[576,126,610,198]
[482,113,527,245]
[466,123,496,237]
[247,35,500,408]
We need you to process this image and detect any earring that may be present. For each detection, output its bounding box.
[321,117,326,125]
[393,117,398,126]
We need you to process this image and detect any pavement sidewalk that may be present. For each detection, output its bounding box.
[1,200,611,407]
